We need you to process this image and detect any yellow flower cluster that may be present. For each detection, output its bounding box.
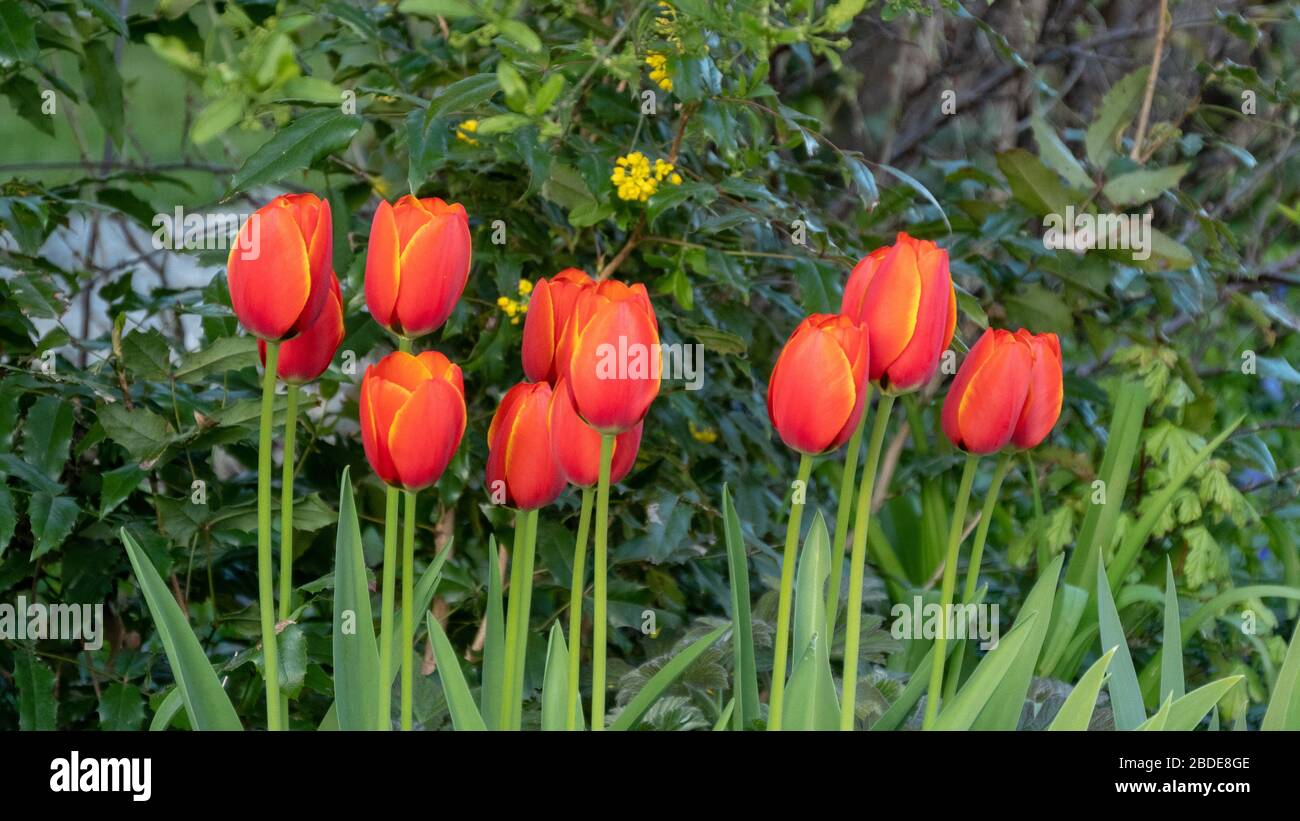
[645,52,673,92]
[497,279,533,325]
[611,152,683,202]
[456,120,479,145]
[655,3,682,49]
[688,421,718,444]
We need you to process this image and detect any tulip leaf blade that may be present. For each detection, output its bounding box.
[932,611,1038,731]
[972,554,1062,729]
[386,538,453,682]
[481,535,506,729]
[1135,693,1173,730]
[119,528,242,730]
[540,622,569,731]
[783,511,839,730]
[427,611,487,730]
[331,466,381,730]
[226,108,363,198]
[1096,559,1145,729]
[1263,620,1300,730]
[1062,381,1148,593]
[1048,647,1116,730]
[722,484,761,730]
[1160,558,1185,703]
[609,624,728,731]
[1165,676,1244,731]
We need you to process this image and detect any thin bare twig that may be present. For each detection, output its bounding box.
[1129,0,1170,161]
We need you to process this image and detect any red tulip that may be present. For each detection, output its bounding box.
[360,351,466,490]
[559,280,661,434]
[365,195,471,339]
[548,377,642,487]
[1010,330,1063,449]
[767,313,871,455]
[940,329,1034,454]
[227,194,333,341]
[522,268,594,384]
[486,381,566,510]
[841,232,956,392]
[258,274,345,383]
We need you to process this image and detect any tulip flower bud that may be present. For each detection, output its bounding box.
[486,381,567,510]
[227,193,334,341]
[559,280,661,434]
[360,351,467,491]
[522,268,594,384]
[767,313,871,455]
[258,274,345,383]
[1010,330,1064,449]
[940,328,1034,454]
[549,377,642,487]
[841,232,957,392]
[365,195,471,339]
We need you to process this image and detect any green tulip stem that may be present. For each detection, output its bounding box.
[376,485,400,730]
[500,511,527,729]
[591,434,615,731]
[825,402,867,640]
[398,335,412,354]
[276,380,299,724]
[566,486,595,730]
[1026,451,1048,575]
[400,488,417,731]
[258,342,283,731]
[923,453,980,730]
[944,451,1014,699]
[839,392,895,730]
[767,452,814,731]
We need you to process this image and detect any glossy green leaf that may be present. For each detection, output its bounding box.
[1263,620,1300,730]
[481,536,506,729]
[1166,676,1244,731]
[540,622,569,730]
[973,554,1062,729]
[1084,67,1148,168]
[1160,558,1184,702]
[227,109,363,196]
[932,612,1038,730]
[722,484,760,730]
[98,682,145,731]
[15,651,56,730]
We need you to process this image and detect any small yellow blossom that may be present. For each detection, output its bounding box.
[517,278,533,295]
[611,152,682,203]
[689,421,718,444]
[456,119,479,145]
[645,52,673,92]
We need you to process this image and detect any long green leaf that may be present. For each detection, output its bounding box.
[1160,558,1184,702]
[1048,648,1115,730]
[1136,693,1172,730]
[540,622,569,730]
[427,612,487,730]
[1166,676,1244,731]
[1263,620,1300,730]
[609,624,728,731]
[973,554,1063,729]
[148,687,185,731]
[784,512,839,730]
[120,529,241,730]
[1097,559,1144,729]
[933,612,1039,730]
[1037,582,1087,676]
[1063,382,1148,591]
[330,467,380,730]
[386,538,453,682]
[722,485,760,730]
[481,536,506,729]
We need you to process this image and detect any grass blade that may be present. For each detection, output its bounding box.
[722,484,760,730]
[120,528,241,730]
[609,624,728,731]
[1048,648,1116,730]
[427,611,487,730]
[1097,559,1145,729]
